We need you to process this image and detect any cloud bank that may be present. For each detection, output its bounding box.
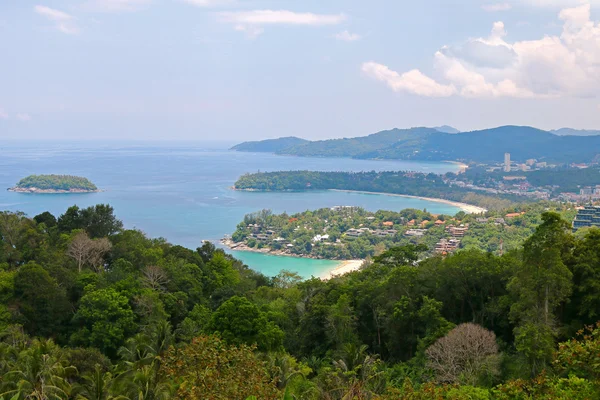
[362,4,600,99]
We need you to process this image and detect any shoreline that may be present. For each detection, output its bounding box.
[327,189,486,214]
[221,238,364,279]
[8,187,100,194]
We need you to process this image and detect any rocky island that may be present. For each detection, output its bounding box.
[8,174,99,193]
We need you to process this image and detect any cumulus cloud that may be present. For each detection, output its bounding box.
[34,5,79,34]
[16,113,32,122]
[362,62,456,97]
[363,3,600,99]
[482,3,512,12]
[84,0,151,13]
[218,10,346,37]
[334,30,361,41]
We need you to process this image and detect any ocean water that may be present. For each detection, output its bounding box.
[0,142,461,278]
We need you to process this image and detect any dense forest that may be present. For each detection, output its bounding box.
[234,170,524,210]
[230,203,573,259]
[1,203,600,398]
[12,175,98,191]
[230,125,600,164]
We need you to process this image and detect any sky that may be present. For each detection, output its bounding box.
[1,0,600,141]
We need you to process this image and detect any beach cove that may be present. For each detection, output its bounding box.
[0,142,465,279]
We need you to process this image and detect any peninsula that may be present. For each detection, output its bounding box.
[8,174,99,193]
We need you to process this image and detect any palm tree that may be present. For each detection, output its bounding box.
[0,339,75,400]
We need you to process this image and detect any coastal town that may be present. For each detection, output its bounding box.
[447,152,600,202]
[221,203,564,262]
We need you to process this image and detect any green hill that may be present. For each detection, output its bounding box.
[231,125,600,164]
[11,174,98,192]
[230,136,309,153]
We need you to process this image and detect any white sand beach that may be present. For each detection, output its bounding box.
[321,259,365,280]
[328,189,487,214]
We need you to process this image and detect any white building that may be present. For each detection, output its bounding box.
[504,153,511,172]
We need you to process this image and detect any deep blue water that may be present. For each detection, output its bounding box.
[0,142,461,277]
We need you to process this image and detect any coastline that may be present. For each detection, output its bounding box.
[327,189,486,214]
[321,259,365,280]
[8,187,100,194]
[221,238,364,279]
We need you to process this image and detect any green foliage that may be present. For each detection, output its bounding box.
[0,203,600,397]
[234,170,524,209]
[14,174,97,191]
[160,335,280,400]
[210,296,284,351]
[70,288,136,357]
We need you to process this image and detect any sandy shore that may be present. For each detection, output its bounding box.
[328,189,486,214]
[221,238,365,279]
[321,259,365,280]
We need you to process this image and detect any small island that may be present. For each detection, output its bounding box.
[8,174,99,193]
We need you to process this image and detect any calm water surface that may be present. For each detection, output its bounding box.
[0,142,461,278]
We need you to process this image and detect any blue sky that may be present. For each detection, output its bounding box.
[1,0,600,140]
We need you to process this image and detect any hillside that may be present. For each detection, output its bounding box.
[230,136,309,152]
[9,174,98,193]
[231,125,600,163]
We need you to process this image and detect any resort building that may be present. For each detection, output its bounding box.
[573,206,600,231]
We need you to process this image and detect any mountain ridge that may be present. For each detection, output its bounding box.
[230,125,600,164]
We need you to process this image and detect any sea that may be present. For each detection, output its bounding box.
[0,142,462,278]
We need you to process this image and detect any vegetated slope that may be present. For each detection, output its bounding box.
[14,174,97,191]
[230,136,309,152]
[416,126,600,163]
[231,125,600,163]
[280,127,438,158]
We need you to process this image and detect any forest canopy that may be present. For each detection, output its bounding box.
[12,174,98,191]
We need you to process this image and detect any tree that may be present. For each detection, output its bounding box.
[13,263,70,337]
[67,231,112,273]
[209,296,283,351]
[426,323,500,385]
[71,288,136,356]
[508,212,574,375]
[160,335,280,400]
[58,205,123,238]
[33,211,57,229]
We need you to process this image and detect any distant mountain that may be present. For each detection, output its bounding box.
[230,136,309,153]
[433,125,460,134]
[231,126,600,164]
[282,127,437,158]
[551,128,600,136]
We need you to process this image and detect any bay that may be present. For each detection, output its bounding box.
[0,142,462,278]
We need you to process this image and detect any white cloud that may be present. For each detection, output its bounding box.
[34,5,79,34]
[0,108,8,119]
[482,3,513,11]
[334,30,361,41]
[181,0,233,7]
[16,113,32,122]
[363,3,600,99]
[218,10,346,37]
[84,0,151,13]
[362,62,456,97]
[234,24,264,39]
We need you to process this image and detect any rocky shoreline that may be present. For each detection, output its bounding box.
[8,187,100,194]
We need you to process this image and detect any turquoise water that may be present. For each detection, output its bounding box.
[0,142,461,278]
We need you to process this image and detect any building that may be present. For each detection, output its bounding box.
[573,206,600,231]
[405,229,427,237]
[504,153,511,172]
